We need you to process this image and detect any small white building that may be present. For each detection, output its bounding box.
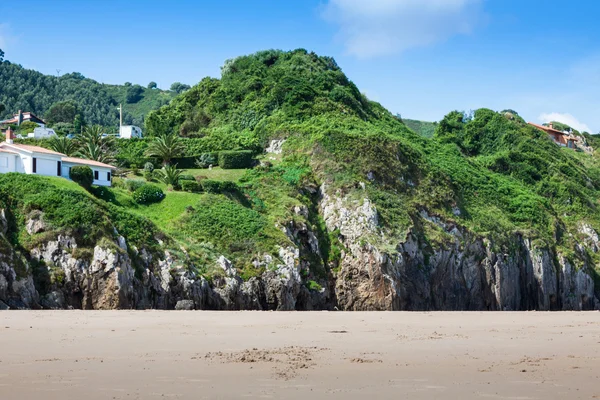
[119,125,142,139]
[0,128,116,186]
[28,126,57,139]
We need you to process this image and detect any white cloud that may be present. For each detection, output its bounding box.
[322,0,485,58]
[538,112,592,133]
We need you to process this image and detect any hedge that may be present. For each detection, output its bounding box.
[218,150,253,169]
[132,184,165,205]
[201,180,238,194]
[70,166,93,189]
[181,180,201,193]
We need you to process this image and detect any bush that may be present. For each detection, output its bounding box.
[132,184,165,205]
[125,179,145,192]
[195,152,218,168]
[144,171,155,182]
[201,179,238,194]
[144,162,155,172]
[181,180,201,193]
[178,174,195,182]
[218,150,253,169]
[70,166,94,189]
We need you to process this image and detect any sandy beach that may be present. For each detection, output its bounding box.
[0,311,598,399]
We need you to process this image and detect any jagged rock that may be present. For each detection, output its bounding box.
[25,211,46,235]
[0,299,9,310]
[266,139,286,154]
[0,186,597,312]
[40,291,67,309]
[175,300,195,310]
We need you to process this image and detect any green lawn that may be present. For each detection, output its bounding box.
[182,167,249,182]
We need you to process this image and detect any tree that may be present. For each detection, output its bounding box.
[156,164,182,188]
[126,85,144,103]
[48,136,77,156]
[0,48,4,62]
[45,101,79,124]
[147,81,157,89]
[170,82,191,94]
[73,114,86,134]
[0,103,5,115]
[52,122,75,136]
[70,166,93,189]
[75,125,115,164]
[144,134,185,165]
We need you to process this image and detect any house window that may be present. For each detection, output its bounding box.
[32,157,37,173]
[94,170,99,180]
[57,161,62,176]
[107,171,111,181]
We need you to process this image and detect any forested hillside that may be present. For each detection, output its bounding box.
[0,55,175,128]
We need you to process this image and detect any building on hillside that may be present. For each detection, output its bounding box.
[0,127,115,186]
[28,126,57,139]
[119,125,142,139]
[0,110,47,127]
[528,122,578,149]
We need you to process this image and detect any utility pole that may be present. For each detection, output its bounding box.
[118,104,123,137]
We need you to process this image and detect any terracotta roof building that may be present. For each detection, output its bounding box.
[0,110,46,126]
[528,122,577,149]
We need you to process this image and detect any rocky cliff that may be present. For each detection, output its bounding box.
[1,184,598,311]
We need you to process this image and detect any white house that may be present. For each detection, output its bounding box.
[28,126,57,139]
[119,125,142,139]
[0,128,116,186]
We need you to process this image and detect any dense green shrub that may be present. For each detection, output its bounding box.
[144,162,155,172]
[156,165,182,188]
[181,180,201,193]
[125,179,145,192]
[70,166,93,189]
[132,184,165,205]
[178,174,195,182]
[218,150,253,169]
[201,180,238,193]
[195,152,218,168]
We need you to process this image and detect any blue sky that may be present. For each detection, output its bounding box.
[1,0,599,132]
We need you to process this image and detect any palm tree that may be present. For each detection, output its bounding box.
[145,134,185,165]
[75,125,115,164]
[48,136,76,156]
[156,164,182,188]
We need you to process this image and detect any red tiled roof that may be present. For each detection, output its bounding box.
[0,112,46,125]
[2,143,65,156]
[528,122,568,135]
[62,157,116,169]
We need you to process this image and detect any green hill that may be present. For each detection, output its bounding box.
[147,49,600,276]
[402,118,437,138]
[0,59,176,128]
[1,48,598,310]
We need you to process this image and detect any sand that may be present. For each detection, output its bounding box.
[0,311,599,399]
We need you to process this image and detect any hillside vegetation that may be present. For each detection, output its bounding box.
[2,49,600,307]
[402,118,437,138]
[0,58,175,128]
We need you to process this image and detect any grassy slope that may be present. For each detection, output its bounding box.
[403,118,438,138]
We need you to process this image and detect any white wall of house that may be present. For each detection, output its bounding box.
[0,154,17,174]
[33,156,62,177]
[63,162,113,186]
[119,125,142,139]
[28,127,57,139]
